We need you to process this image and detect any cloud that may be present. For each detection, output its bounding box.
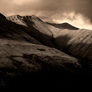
[0,0,92,17]
[12,0,40,5]
[0,0,92,29]
[13,0,34,5]
[0,0,75,16]
[52,12,92,30]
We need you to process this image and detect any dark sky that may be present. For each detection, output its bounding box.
[0,0,92,29]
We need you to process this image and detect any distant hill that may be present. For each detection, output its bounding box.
[47,22,79,30]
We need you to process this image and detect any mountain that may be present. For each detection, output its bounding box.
[47,22,92,62]
[7,14,92,71]
[7,14,92,67]
[53,28,92,61]
[47,22,79,30]
[0,13,92,90]
[0,14,41,45]
[45,22,91,62]
[7,15,55,47]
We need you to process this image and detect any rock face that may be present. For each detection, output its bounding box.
[0,13,92,90]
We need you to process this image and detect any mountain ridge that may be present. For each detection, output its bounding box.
[47,22,79,30]
[6,14,92,62]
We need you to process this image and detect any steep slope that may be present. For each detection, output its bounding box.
[43,20,92,62]
[7,15,52,36]
[0,14,41,45]
[43,19,92,62]
[7,15,55,47]
[47,22,92,62]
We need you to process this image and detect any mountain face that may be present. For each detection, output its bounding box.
[0,14,41,45]
[54,29,92,61]
[7,15,55,47]
[7,14,92,62]
[0,13,92,90]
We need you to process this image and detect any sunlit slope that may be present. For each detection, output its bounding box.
[45,21,92,61]
[53,28,92,61]
[7,15,52,36]
[7,15,55,47]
